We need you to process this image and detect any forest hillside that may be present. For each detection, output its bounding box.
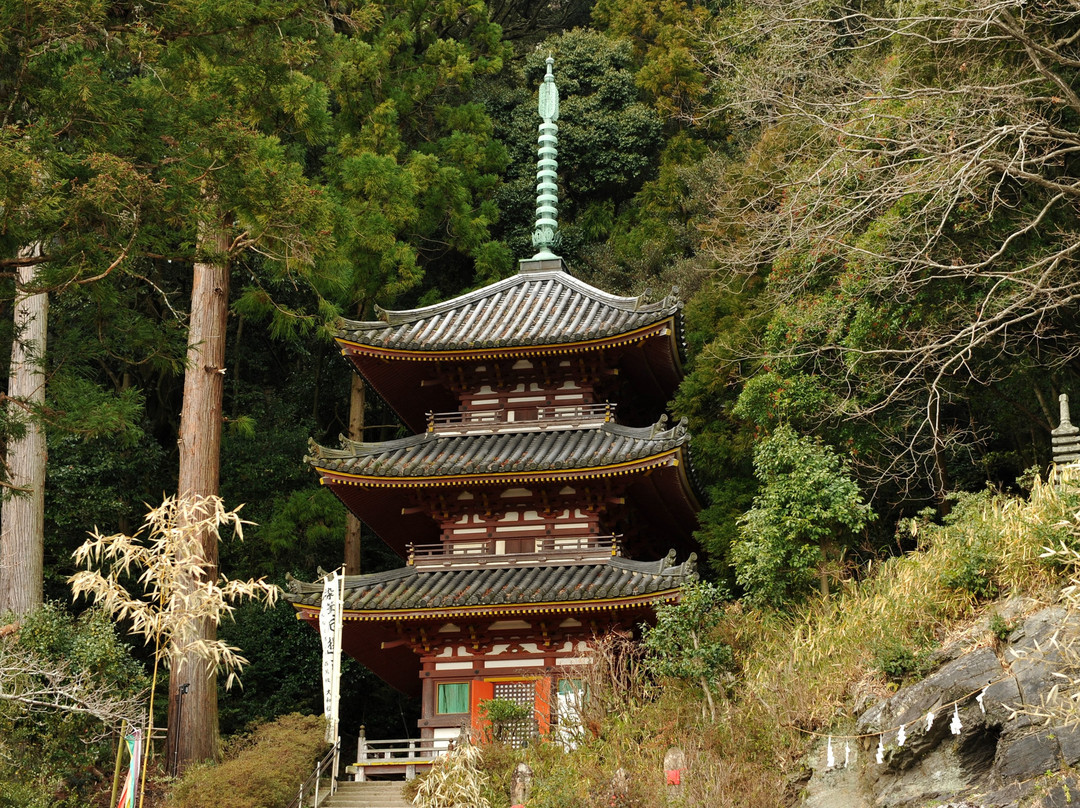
[0,0,1077,805]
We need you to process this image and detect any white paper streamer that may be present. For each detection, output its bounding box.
[950,703,963,735]
[977,686,988,714]
[896,724,906,747]
[876,736,885,764]
[925,710,935,731]
[845,742,851,769]
[826,736,836,769]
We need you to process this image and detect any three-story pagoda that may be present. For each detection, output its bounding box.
[286,58,702,776]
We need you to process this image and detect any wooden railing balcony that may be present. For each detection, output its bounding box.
[347,731,447,781]
[426,402,615,434]
[407,535,620,569]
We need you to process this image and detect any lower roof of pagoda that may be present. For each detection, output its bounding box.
[286,553,696,695]
[306,418,702,557]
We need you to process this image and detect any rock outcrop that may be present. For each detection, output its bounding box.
[802,602,1080,807]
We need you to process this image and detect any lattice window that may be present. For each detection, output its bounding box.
[493,681,537,748]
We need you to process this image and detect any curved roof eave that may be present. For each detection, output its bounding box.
[337,268,683,353]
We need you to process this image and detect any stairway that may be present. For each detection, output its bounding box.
[318,780,412,808]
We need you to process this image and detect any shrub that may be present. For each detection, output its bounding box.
[166,713,328,808]
[641,580,734,720]
[989,613,1015,642]
[871,636,931,683]
[0,603,147,808]
[478,697,533,745]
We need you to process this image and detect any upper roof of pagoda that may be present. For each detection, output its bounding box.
[336,259,686,431]
[338,259,682,356]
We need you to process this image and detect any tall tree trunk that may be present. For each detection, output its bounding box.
[169,220,229,771]
[344,373,365,574]
[0,245,47,617]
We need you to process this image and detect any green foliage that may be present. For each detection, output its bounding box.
[487,30,666,265]
[0,604,147,808]
[939,543,999,600]
[318,0,512,319]
[478,696,533,744]
[694,0,1080,509]
[166,713,328,808]
[217,602,323,735]
[592,0,718,121]
[989,614,1016,642]
[871,636,930,683]
[641,581,733,686]
[479,697,532,724]
[734,426,874,607]
[43,427,170,600]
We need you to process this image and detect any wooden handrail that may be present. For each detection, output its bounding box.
[426,403,615,433]
[406,535,620,568]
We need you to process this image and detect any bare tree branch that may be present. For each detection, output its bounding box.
[698,0,1080,496]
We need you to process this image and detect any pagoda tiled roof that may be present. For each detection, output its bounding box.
[307,417,690,482]
[284,552,697,616]
[337,265,681,353]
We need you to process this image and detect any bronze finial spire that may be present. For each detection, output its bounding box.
[532,56,560,259]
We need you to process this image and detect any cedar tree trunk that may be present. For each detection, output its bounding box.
[0,246,47,616]
[343,373,365,574]
[169,220,229,771]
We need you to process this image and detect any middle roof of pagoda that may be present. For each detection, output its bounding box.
[308,416,691,481]
[337,260,682,354]
[307,417,702,558]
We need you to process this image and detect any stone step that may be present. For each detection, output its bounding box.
[317,781,411,808]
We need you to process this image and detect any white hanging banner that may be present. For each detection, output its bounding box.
[321,570,344,742]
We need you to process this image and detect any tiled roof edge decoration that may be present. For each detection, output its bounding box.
[283,550,699,612]
[305,416,690,471]
[336,269,682,352]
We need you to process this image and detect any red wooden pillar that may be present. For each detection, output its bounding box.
[470,679,494,736]
[534,676,553,735]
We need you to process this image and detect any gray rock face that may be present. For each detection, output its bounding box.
[801,604,1080,808]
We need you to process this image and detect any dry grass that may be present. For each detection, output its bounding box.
[486,472,1077,807]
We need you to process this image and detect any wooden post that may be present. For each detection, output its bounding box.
[356,725,366,782]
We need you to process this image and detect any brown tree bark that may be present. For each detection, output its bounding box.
[168,220,229,771]
[343,373,365,575]
[0,245,47,617]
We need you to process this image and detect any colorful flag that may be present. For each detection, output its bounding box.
[116,729,142,808]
